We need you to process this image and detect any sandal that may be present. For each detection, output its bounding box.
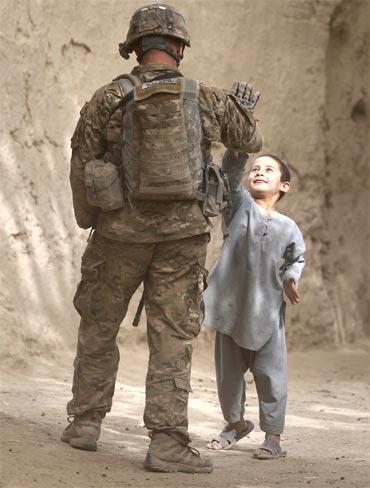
[253,437,287,459]
[207,420,254,450]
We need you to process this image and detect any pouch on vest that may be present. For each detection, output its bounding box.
[121,76,204,201]
[84,159,125,211]
[201,163,231,218]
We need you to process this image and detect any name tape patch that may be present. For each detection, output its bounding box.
[141,78,179,90]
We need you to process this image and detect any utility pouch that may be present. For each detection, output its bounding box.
[84,159,125,212]
[202,163,231,218]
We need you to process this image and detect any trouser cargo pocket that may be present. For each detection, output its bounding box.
[73,259,105,321]
[171,376,192,427]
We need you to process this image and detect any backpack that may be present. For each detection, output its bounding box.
[116,73,204,201]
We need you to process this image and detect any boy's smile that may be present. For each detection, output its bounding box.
[252,177,268,185]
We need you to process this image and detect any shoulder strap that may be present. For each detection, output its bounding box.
[114,73,141,96]
[182,77,199,100]
[108,74,139,117]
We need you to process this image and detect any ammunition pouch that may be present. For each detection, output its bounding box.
[201,163,231,218]
[84,159,125,212]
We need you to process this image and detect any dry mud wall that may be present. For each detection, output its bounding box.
[0,0,369,365]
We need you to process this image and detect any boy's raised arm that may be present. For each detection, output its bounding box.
[222,150,250,224]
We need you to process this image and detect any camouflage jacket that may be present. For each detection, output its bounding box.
[70,63,263,242]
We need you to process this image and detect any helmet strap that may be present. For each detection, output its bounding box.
[137,36,183,66]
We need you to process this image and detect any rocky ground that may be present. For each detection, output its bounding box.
[1,342,369,488]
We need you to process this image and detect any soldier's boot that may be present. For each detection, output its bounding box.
[144,432,213,474]
[61,411,103,451]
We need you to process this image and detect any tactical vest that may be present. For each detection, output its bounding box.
[117,74,204,201]
[84,74,231,220]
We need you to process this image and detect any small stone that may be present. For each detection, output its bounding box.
[9,449,12,452]
[125,427,130,431]
[340,477,345,480]
[105,466,109,470]
[102,474,107,477]
[41,412,45,416]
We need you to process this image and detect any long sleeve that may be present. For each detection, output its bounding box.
[280,224,306,282]
[221,150,250,224]
[198,85,263,154]
[69,84,122,229]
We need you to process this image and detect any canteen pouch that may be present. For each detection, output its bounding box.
[84,159,125,211]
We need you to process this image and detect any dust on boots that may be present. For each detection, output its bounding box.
[144,432,213,474]
[61,416,213,474]
[61,411,103,451]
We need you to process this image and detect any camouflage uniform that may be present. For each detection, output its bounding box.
[67,65,262,446]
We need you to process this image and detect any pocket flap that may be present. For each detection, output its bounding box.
[174,377,192,393]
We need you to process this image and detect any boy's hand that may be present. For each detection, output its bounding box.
[284,277,301,305]
[231,82,260,112]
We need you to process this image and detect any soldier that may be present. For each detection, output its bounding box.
[62,3,263,474]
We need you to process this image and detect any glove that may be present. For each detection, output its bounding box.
[231,81,260,112]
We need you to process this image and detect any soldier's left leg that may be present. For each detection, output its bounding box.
[67,233,152,417]
[63,233,152,450]
[143,233,213,473]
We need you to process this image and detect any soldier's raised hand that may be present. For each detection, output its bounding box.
[231,81,260,112]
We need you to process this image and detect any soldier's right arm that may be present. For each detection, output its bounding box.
[69,84,121,229]
[198,84,263,154]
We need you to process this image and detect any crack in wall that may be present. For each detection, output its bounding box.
[61,38,92,56]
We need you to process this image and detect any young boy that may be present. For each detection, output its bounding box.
[203,149,305,459]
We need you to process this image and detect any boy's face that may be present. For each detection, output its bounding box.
[245,156,290,200]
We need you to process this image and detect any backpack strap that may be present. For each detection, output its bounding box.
[115,73,141,97]
[108,74,140,117]
[182,77,199,100]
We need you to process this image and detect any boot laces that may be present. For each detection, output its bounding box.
[187,445,200,457]
[67,415,75,424]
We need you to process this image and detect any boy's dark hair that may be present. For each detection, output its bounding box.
[258,153,291,200]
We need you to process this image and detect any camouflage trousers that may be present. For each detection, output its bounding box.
[67,231,208,445]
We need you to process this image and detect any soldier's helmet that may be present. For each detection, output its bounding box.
[119,4,190,61]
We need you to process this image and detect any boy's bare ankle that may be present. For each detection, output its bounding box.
[229,419,247,433]
[265,433,280,444]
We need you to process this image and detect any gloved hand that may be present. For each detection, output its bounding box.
[231,82,260,112]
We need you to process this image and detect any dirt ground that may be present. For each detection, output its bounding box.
[1,341,368,488]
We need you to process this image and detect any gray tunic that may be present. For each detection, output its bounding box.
[203,151,305,351]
